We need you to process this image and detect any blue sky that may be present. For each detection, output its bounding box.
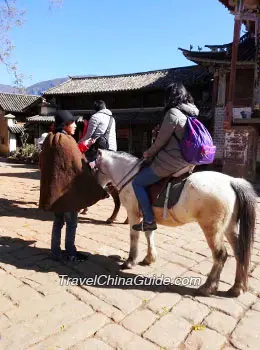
[1,0,236,86]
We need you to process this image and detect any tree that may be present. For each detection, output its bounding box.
[0,0,63,89]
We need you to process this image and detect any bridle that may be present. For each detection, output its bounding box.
[95,157,145,194]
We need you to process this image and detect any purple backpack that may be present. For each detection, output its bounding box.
[179,116,216,165]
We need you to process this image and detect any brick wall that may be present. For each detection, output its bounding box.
[223,126,258,181]
[213,107,225,159]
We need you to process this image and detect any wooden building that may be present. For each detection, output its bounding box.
[0,93,42,156]
[179,0,260,180]
[43,66,212,157]
[25,99,57,144]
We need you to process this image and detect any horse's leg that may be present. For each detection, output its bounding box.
[121,210,141,269]
[198,222,228,296]
[106,185,121,224]
[140,230,157,265]
[225,220,246,297]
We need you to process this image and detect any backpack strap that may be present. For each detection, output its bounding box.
[173,108,189,142]
[103,116,113,138]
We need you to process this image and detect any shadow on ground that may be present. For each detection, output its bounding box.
[0,235,213,297]
[0,198,123,225]
[0,171,40,180]
[0,198,52,221]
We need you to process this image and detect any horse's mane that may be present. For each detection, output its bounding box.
[104,150,139,162]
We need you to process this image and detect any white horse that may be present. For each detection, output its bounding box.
[95,149,256,297]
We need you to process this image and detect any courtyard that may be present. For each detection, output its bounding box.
[0,159,260,349]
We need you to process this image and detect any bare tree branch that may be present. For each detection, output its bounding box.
[0,0,26,88]
[0,0,63,90]
[4,0,10,10]
[49,0,64,9]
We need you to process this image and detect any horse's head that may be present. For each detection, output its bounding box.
[94,149,113,188]
[94,149,142,192]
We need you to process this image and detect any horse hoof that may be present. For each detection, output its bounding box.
[139,259,150,266]
[120,260,136,269]
[140,254,157,266]
[124,218,129,224]
[106,218,114,224]
[226,286,244,297]
[197,284,217,296]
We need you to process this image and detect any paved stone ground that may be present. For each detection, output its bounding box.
[0,160,260,350]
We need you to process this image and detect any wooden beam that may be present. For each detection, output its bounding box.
[217,69,227,106]
[69,107,164,114]
[235,12,256,21]
[225,17,241,129]
[252,16,260,111]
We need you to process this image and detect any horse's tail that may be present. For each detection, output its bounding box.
[231,178,257,288]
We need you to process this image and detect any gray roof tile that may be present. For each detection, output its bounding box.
[8,124,25,134]
[44,66,211,95]
[26,115,84,123]
[26,115,55,123]
[0,93,41,113]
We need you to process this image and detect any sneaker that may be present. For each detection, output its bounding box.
[132,221,157,232]
[66,252,88,262]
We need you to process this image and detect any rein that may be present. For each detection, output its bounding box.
[97,157,145,194]
[116,159,144,194]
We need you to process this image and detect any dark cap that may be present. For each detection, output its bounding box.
[55,110,77,128]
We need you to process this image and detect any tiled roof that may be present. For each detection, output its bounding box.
[218,0,234,10]
[26,115,84,123]
[4,113,16,119]
[179,35,255,65]
[219,0,260,11]
[0,93,41,113]
[43,66,211,96]
[26,115,55,123]
[8,124,25,134]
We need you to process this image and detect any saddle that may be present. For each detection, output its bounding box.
[146,165,194,209]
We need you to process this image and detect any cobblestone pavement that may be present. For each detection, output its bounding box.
[0,160,260,349]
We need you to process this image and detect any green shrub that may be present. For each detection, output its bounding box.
[9,144,40,164]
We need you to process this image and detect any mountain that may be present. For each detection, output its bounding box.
[0,78,68,96]
[25,77,69,95]
[0,84,20,94]
[0,75,96,96]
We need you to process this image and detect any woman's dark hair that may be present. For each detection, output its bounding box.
[93,100,106,112]
[164,82,194,112]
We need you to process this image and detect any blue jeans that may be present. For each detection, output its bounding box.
[132,167,161,223]
[51,211,78,256]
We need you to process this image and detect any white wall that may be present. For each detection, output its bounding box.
[9,133,17,153]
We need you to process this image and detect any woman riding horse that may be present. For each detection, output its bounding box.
[132,82,199,232]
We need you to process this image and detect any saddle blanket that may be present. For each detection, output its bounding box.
[148,175,188,209]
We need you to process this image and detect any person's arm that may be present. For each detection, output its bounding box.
[79,115,99,142]
[145,109,179,157]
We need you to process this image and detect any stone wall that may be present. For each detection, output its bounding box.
[213,107,225,159]
[222,126,258,181]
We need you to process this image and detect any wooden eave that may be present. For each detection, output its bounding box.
[179,48,254,66]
